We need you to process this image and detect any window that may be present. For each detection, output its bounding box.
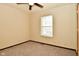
[40,15,53,37]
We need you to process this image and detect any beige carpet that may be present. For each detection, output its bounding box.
[0,41,76,56]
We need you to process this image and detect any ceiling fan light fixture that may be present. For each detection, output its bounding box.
[29,3,34,5]
[16,3,43,10]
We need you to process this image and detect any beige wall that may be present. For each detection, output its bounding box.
[0,4,29,49]
[0,4,77,50]
[30,4,77,49]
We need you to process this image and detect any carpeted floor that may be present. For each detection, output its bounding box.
[0,41,76,56]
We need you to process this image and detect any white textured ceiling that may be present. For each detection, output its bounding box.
[0,3,75,13]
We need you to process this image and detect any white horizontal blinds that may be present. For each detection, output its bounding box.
[41,16,52,26]
[41,15,53,37]
[41,27,53,37]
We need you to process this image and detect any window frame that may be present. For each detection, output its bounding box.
[40,15,53,37]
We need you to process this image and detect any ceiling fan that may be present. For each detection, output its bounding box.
[17,3,43,10]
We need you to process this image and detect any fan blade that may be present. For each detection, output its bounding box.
[29,5,32,10]
[16,3,28,5]
[34,3,43,8]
